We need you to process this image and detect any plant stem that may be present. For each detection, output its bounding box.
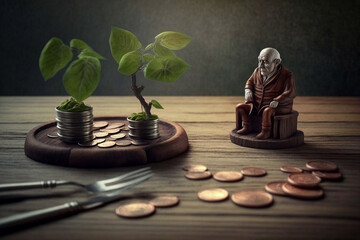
[131,73,152,118]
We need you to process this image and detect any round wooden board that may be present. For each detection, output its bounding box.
[230,129,304,149]
[25,117,189,168]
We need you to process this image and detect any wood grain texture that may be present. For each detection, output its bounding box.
[24,117,188,168]
[0,96,360,240]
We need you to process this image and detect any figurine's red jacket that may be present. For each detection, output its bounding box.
[245,65,296,115]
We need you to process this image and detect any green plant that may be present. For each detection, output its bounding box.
[39,38,104,111]
[109,27,191,121]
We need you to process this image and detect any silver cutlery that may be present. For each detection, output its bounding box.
[0,167,153,230]
[0,167,151,193]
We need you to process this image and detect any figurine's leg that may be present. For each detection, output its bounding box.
[256,107,275,139]
[235,104,252,134]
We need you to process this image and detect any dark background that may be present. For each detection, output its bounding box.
[1,0,359,96]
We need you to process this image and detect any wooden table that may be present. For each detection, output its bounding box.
[0,96,359,240]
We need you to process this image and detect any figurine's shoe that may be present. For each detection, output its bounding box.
[236,123,252,135]
[256,127,272,139]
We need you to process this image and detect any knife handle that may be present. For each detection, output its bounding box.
[0,201,81,230]
[0,180,69,191]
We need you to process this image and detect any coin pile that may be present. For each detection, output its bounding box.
[47,120,153,148]
[115,194,179,219]
[265,160,342,200]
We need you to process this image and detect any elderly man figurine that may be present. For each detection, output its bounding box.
[236,47,296,139]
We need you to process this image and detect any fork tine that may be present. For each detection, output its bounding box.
[102,172,153,192]
[99,167,151,185]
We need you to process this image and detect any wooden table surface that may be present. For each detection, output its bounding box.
[0,96,359,240]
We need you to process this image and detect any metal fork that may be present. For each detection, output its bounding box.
[0,167,152,194]
[0,167,153,230]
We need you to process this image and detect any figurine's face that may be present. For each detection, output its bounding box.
[258,51,279,77]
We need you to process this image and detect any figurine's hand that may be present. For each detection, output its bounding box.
[245,89,253,102]
[270,100,279,108]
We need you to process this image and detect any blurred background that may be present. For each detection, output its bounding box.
[1,0,359,96]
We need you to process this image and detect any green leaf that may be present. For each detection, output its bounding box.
[70,39,105,60]
[118,51,141,75]
[109,26,142,63]
[145,43,154,51]
[39,37,73,80]
[151,99,164,109]
[143,53,155,63]
[144,56,189,82]
[154,43,175,57]
[63,56,101,102]
[155,31,192,50]
[129,112,158,121]
[57,98,91,112]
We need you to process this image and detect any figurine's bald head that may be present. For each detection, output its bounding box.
[258,48,281,78]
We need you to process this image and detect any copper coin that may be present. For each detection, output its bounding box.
[121,126,130,131]
[280,166,303,173]
[93,121,108,129]
[115,202,155,218]
[184,171,212,180]
[231,190,273,208]
[213,171,244,182]
[78,140,97,147]
[149,195,180,207]
[198,188,229,202]
[312,171,342,180]
[241,167,267,177]
[282,182,324,199]
[94,131,109,138]
[93,138,106,144]
[107,122,125,129]
[131,140,149,146]
[111,133,126,139]
[101,128,121,134]
[98,141,116,148]
[265,181,288,196]
[182,164,208,172]
[47,131,59,138]
[288,173,321,188]
[305,160,338,172]
[116,140,132,147]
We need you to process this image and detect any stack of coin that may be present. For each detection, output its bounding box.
[115,194,179,219]
[128,118,159,140]
[265,160,341,200]
[56,107,94,143]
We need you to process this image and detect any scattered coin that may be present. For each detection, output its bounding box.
[213,171,244,182]
[312,171,342,180]
[115,202,155,218]
[288,173,321,188]
[149,195,180,208]
[265,181,288,196]
[78,140,98,147]
[107,122,125,129]
[121,126,130,131]
[98,141,116,148]
[184,171,212,180]
[198,188,229,202]
[241,167,267,177]
[101,128,121,134]
[93,138,106,144]
[111,133,126,140]
[47,131,59,138]
[131,140,149,146]
[305,160,338,172]
[182,164,208,172]
[282,182,324,199]
[231,190,273,208]
[280,166,303,173]
[116,140,132,147]
[94,131,109,138]
[93,121,108,129]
